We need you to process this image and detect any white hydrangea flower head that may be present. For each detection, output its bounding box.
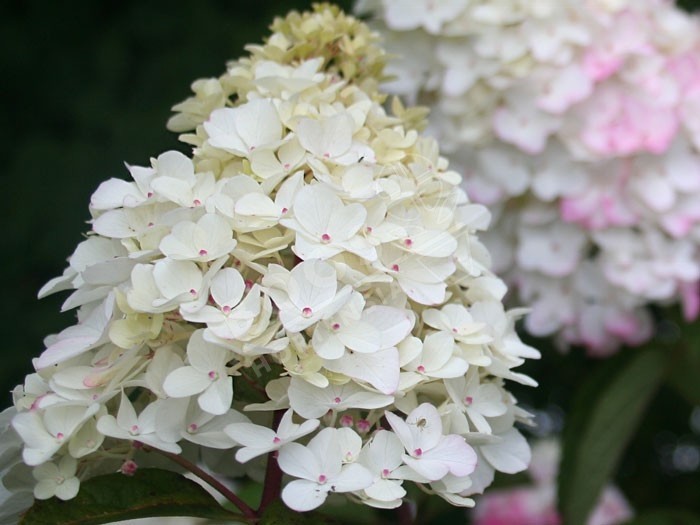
[9,4,538,516]
[362,0,700,354]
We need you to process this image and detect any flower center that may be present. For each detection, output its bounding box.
[404,238,413,247]
[465,396,474,406]
[302,307,313,317]
[413,448,423,457]
[391,264,400,272]
[332,322,341,331]
[208,370,219,381]
[198,249,208,256]
[187,423,198,433]
[356,419,371,433]
[333,396,342,404]
[417,365,426,373]
[56,432,65,440]
[382,468,391,478]
[318,474,327,484]
[321,233,332,243]
[129,425,140,436]
[273,436,281,444]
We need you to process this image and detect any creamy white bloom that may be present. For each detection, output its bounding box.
[162,330,234,415]
[279,428,373,511]
[10,5,537,515]
[226,409,319,462]
[385,403,477,481]
[32,455,80,501]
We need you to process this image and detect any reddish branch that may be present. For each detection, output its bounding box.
[258,409,286,513]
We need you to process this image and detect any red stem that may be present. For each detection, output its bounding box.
[144,445,257,521]
[396,500,414,525]
[257,409,286,513]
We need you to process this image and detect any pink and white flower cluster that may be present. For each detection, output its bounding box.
[5,6,538,514]
[473,440,633,525]
[362,0,700,354]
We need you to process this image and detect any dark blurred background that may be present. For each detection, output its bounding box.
[2,0,700,520]
[1,0,352,404]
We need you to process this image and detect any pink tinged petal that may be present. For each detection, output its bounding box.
[205,108,247,154]
[405,231,458,258]
[384,411,415,453]
[423,435,477,477]
[364,306,414,349]
[209,317,255,340]
[365,478,406,502]
[420,332,455,371]
[480,429,531,474]
[115,394,138,430]
[405,403,443,451]
[297,114,354,160]
[323,348,400,394]
[330,463,374,493]
[225,422,274,447]
[430,357,469,379]
[163,367,212,398]
[54,477,80,501]
[281,479,328,512]
[366,430,405,473]
[337,321,382,353]
[12,414,59,466]
[291,185,338,237]
[287,260,338,312]
[397,277,447,306]
[153,259,202,300]
[402,454,449,481]
[278,442,323,481]
[327,202,367,241]
[90,178,145,210]
[96,415,125,441]
[234,99,282,151]
[194,214,236,258]
[186,331,230,372]
[210,268,246,309]
[235,193,279,218]
[34,479,58,500]
[198,377,233,415]
[312,324,346,360]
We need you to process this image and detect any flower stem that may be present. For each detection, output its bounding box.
[144,445,257,520]
[396,500,414,525]
[258,409,286,513]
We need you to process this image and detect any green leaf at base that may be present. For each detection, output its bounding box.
[20,468,248,525]
[558,346,668,525]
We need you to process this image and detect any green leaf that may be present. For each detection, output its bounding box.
[20,468,248,525]
[235,361,285,404]
[558,346,668,525]
[623,509,700,525]
[259,500,340,525]
[667,319,700,405]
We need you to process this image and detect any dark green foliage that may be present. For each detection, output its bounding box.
[20,468,245,524]
[558,346,668,525]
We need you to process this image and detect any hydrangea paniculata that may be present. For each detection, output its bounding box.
[7,4,538,516]
[361,0,700,355]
